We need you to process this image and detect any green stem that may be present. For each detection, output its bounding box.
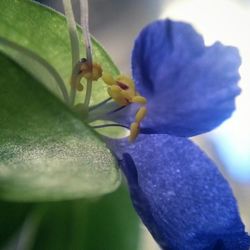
[63,0,80,105]
[80,0,93,114]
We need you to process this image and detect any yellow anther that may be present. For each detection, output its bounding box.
[102,72,116,85]
[83,72,92,80]
[116,75,135,89]
[80,61,102,81]
[120,90,133,101]
[92,63,103,81]
[80,63,89,71]
[111,85,121,92]
[103,72,148,142]
[129,88,137,98]
[107,86,128,105]
[131,95,147,105]
[129,122,140,142]
[135,107,147,123]
[113,96,129,106]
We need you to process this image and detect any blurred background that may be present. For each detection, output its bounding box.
[36,0,250,249]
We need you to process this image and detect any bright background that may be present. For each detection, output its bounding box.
[37,0,250,249]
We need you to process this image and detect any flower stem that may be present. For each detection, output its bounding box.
[80,0,93,114]
[63,0,80,105]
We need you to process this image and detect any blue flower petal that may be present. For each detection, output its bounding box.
[107,134,250,250]
[132,19,241,136]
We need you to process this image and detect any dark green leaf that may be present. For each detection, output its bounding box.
[0,52,120,201]
[0,201,32,248]
[30,186,140,250]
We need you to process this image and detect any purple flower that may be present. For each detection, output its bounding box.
[105,20,250,249]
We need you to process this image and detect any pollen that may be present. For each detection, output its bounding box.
[102,71,148,142]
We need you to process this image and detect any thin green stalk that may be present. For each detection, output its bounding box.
[80,0,93,113]
[80,0,92,66]
[63,0,81,105]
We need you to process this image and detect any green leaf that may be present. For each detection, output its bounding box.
[0,52,120,201]
[0,36,69,103]
[18,186,140,250]
[0,0,119,104]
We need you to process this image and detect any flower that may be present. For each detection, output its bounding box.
[1,0,249,247]
[104,20,250,249]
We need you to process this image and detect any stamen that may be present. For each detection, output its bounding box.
[63,0,80,69]
[80,0,92,65]
[80,0,94,114]
[63,0,148,142]
[102,72,116,86]
[120,90,132,101]
[116,75,135,89]
[135,107,147,123]
[110,85,122,95]
[102,72,148,141]
[116,81,129,90]
[92,64,103,80]
[63,0,80,105]
[131,96,147,105]
[113,96,129,106]
[129,122,140,142]
[107,86,129,105]
[79,60,103,81]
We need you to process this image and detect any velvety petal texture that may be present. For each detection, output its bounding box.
[107,135,250,250]
[132,19,241,136]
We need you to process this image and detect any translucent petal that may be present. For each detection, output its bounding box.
[107,134,250,250]
[131,20,241,136]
